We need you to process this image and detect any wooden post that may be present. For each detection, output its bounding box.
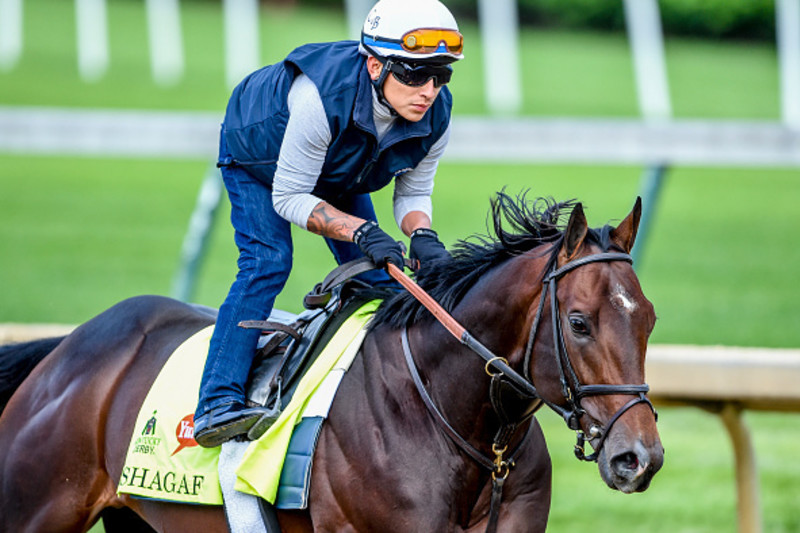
[719,403,762,533]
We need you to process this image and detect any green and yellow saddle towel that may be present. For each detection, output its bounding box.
[118,300,380,506]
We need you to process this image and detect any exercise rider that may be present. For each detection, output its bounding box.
[193,0,464,448]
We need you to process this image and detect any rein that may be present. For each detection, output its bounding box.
[386,252,657,530]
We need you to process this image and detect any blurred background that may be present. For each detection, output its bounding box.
[0,0,798,531]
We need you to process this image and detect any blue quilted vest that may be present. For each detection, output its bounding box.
[221,41,452,201]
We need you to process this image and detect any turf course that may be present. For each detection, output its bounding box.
[1,1,798,532]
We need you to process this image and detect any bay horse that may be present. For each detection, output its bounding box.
[0,193,662,532]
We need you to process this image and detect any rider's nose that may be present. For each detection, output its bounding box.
[419,79,436,98]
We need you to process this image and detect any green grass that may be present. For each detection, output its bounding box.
[2,1,798,532]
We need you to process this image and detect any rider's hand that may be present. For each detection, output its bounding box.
[353,221,404,269]
[409,228,450,269]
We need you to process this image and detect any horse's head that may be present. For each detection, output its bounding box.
[373,193,663,494]
[530,198,663,494]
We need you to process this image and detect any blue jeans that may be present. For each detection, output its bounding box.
[195,135,389,418]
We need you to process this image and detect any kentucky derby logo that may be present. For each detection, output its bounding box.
[132,411,162,455]
[142,411,157,435]
[172,413,199,456]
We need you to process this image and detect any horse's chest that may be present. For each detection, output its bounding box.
[311,430,494,531]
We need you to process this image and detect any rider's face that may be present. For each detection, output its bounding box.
[367,56,442,123]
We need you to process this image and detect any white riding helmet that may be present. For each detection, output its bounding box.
[360,0,464,65]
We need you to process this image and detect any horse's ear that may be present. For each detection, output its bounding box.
[560,203,588,263]
[610,196,642,253]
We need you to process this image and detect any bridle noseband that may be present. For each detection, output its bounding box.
[522,252,657,461]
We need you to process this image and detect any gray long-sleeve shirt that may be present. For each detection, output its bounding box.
[271,74,449,231]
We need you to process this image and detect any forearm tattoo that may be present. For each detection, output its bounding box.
[307,202,363,241]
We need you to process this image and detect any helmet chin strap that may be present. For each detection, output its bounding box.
[372,73,398,117]
[364,46,399,117]
[372,59,398,117]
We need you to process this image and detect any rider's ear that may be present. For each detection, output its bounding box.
[610,196,642,253]
[366,55,383,81]
[560,203,588,263]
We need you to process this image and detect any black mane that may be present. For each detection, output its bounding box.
[371,192,585,330]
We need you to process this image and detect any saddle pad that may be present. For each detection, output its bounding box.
[117,325,223,504]
[117,299,379,506]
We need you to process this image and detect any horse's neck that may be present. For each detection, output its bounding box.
[409,253,546,447]
[453,252,548,362]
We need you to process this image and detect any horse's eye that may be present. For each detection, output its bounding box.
[568,315,590,336]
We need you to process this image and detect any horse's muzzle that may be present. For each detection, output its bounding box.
[599,438,664,494]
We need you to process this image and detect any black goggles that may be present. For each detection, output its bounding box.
[385,60,453,88]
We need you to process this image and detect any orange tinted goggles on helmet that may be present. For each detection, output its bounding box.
[363,28,464,56]
[401,28,464,54]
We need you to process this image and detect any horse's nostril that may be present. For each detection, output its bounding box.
[611,451,639,475]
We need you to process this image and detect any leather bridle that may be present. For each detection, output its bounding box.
[520,252,657,461]
[389,251,657,464]
[386,252,658,532]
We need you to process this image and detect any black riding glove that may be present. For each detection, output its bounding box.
[353,220,404,269]
[409,228,451,269]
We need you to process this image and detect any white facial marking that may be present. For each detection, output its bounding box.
[611,283,637,314]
